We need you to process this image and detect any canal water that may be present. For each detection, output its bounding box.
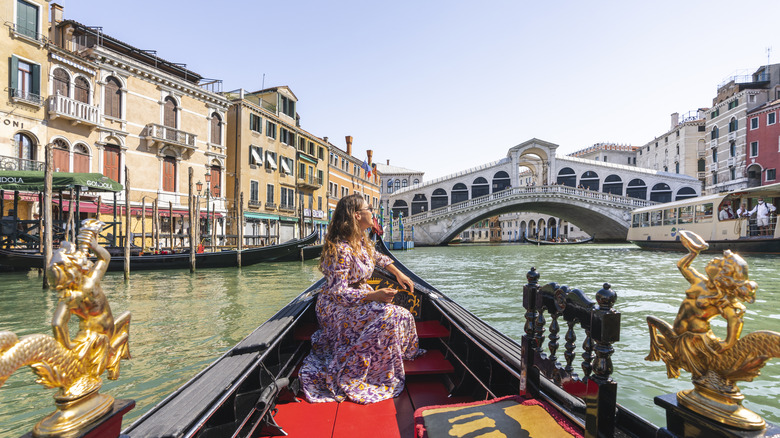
[1,243,778,436]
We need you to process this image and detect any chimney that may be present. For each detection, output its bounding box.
[323,136,328,143]
[345,136,353,156]
[671,112,679,129]
[51,3,63,24]
[366,149,373,164]
[386,159,390,165]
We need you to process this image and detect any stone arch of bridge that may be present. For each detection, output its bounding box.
[416,197,630,245]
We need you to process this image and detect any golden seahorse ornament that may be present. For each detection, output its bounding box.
[646,230,780,430]
[0,219,131,437]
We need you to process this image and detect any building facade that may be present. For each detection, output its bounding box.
[225,87,328,245]
[498,212,590,242]
[568,143,638,166]
[326,136,380,218]
[704,64,780,193]
[746,99,780,186]
[635,111,707,186]
[375,161,424,218]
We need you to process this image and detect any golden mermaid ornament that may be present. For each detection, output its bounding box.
[0,219,131,437]
[646,230,780,430]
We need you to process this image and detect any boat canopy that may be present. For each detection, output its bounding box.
[0,171,123,193]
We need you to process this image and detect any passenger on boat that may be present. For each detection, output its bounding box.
[299,194,423,404]
[718,204,734,220]
[746,198,777,236]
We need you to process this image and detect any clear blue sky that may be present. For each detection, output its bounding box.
[60,0,780,179]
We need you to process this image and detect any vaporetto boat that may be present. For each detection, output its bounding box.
[628,182,780,253]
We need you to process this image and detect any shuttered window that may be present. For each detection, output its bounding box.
[16,0,38,39]
[162,156,176,192]
[103,145,120,181]
[73,144,90,173]
[163,97,177,128]
[210,113,221,145]
[210,165,221,197]
[104,77,122,118]
[74,77,90,103]
[53,68,69,97]
[53,139,69,172]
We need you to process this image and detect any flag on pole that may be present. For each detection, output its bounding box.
[362,160,372,177]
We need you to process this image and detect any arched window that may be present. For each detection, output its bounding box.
[431,188,448,210]
[53,68,69,97]
[14,133,35,163]
[103,144,121,181]
[557,167,576,187]
[210,113,222,145]
[163,96,177,129]
[413,179,419,185]
[73,144,90,173]
[492,171,511,192]
[387,179,393,193]
[53,138,69,172]
[401,179,408,188]
[728,117,738,133]
[626,179,647,199]
[451,183,468,204]
[580,170,600,191]
[411,194,428,215]
[471,177,489,198]
[391,200,408,218]
[675,187,697,201]
[74,76,90,103]
[162,155,176,192]
[711,126,719,140]
[650,183,672,203]
[394,180,400,191]
[602,174,623,195]
[104,76,122,118]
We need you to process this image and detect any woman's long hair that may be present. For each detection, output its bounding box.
[320,194,373,272]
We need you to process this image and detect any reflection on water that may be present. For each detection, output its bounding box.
[0,261,322,438]
[394,244,780,427]
[1,244,778,436]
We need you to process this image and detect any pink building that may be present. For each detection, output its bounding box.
[746,99,780,186]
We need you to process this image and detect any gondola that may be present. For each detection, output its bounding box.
[273,243,323,262]
[0,232,318,271]
[115,236,769,438]
[524,236,594,245]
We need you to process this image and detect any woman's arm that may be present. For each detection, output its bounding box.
[385,262,414,293]
[321,244,370,306]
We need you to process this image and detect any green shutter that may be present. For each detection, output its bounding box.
[31,63,40,95]
[9,56,18,91]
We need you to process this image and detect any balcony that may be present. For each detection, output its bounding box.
[727,157,736,167]
[709,162,719,172]
[265,202,277,211]
[248,199,262,208]
[48,94,99,126]
[5,22,47,46]
[278,203,295,214]
[10,88,43,107]
[709,139,718,149]
[297,174,322,190]
[142,123,197,155]
[728,131,737,141]
[0,155,44,171]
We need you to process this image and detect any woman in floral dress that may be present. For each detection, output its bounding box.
[299,194,423,404]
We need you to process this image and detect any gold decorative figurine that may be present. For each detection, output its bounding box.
[0,219,131,437]
[646,230,780,430]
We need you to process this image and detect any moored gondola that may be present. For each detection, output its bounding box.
[524,236,594,245]
[0,232,318,271]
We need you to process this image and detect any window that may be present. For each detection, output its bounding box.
[280,187,295,209]
[730,168,736,180]
[103,145,120,181]
[210,113,222,145]
[280,95,295,118]
[308,141,314,156]
[728,99,739,110]
[265,151,277,170]
[266,184,275,205]
[16,0,39,39]
[711,126,719,140]
[728,118,737,132]
[280,156,294,175]
[266,121,277,139]
[318,170,323,184]
[53,68,70,97]
[767,169,776,181]
[768,112,776,125]
[299,163,306,178]
[711,108,719,118]
[712,149,718,162]
[751,117,759,129]
[14,132,35,162]
[280,127,294,145]
[675,162,680,173]
[249,114,262,133]
[712,172,718,185]
[73,144,89,173]
[210,165,221,197]
[250,180,259,204]
[10,56,41,103]
[730,142,736,157]
[162,156,176,192]
[53,139,69,172]
[104,76,122,118]
[72,77,90,104]
[163,96,177,128]
[249,145,263,166]
[750,141,759,157]
[318,147,324,160]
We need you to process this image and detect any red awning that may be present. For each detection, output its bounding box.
[3,192,40,202]
[53,200,223,218]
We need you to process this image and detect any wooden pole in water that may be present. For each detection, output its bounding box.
[153,199,159,252]
[168,202,173,252]
[67,187,74,243]
[42,143,53,289]
[188,167,195,272]
[124,166,130,280]
[237,192,243,267]
[141,198,146,252]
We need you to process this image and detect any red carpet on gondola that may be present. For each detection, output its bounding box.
[414,395,583,438]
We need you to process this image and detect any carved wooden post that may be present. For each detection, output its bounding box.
[585,283,620,438]
[521,267,541,395]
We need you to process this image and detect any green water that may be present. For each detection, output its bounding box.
[1,244,778,436]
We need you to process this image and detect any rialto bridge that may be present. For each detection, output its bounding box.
[384,138,701,245]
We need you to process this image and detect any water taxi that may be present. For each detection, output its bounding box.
[628,182,780,253]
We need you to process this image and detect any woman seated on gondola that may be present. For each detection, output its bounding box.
[299,194,423,404]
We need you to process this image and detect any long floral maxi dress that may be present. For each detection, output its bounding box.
[299,241,422,404]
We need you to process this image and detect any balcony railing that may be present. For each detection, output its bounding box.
[48,94,99,125]
[265,202,277,210]
[278,203,295,212]
[142,123,197,150]
[297,174,322,189]
[0,155,44,171]
[10,88,43,106]
[248,199,261,208]
[6,22,47,44]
